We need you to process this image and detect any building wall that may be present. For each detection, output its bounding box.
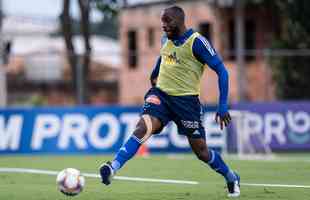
[119,1,275,105]
[6,53,119,106]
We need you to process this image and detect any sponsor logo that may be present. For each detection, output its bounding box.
[181,120,199,129]
[192,130,201,136]
[120,147,128,153]
[145,95,161,105]
[164,51,181,65]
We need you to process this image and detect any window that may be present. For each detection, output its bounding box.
[228,20,235,60]
[128,30,138,69]
[228,19,256,61]
[245,19,256,59]
[198,22,212,42]
[148,27,155,48]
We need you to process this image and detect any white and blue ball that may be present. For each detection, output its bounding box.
[56,168,85,196]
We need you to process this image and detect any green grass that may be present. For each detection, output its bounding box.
[0,154,309,200]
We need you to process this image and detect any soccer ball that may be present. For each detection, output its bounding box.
[56,168,85,196]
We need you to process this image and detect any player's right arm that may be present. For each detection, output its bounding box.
[150,35,167,87]
[150,56,161,86]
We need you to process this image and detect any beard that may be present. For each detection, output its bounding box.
[165,27,180,40]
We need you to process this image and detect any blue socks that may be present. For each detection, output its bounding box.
[111,135,142,172]
[208,149,236,182]
[110,136,236,183]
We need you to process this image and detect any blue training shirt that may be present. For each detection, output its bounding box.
[150,29,229,116]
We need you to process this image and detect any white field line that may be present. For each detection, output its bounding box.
[166,154,310,163]
[0,168,310,189]
[0,168,198,185]
[242,183,310,188]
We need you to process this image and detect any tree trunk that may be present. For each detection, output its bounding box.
[61,0,92,104]
[60,0,80,103]
[78,0,91,104]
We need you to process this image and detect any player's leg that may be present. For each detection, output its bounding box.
[99,87,171,185]
[170,95,240,197]
[111,115,162,172]
[187,136,240,197]
[99,115,163,185]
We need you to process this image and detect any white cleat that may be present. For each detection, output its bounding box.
[227,173,240,197]
[227,181,240,197]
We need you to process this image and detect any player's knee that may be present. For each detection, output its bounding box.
[195,146,210,162]
[196,152,209,162]
[133,121,147,138]
[133,115,154,142]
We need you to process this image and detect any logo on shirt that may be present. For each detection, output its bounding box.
[145,95,161,105]
[164,51,181,65]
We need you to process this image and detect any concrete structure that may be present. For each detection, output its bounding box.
[119,0,276,105]
[3,16,121,105]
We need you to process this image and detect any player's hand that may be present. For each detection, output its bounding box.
[215,112,232,130]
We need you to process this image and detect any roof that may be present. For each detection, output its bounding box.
[2,16,58,36]
[127,0,169,6]
[10,35,121,68]
[125,0,188,8]
[125,0,235,8]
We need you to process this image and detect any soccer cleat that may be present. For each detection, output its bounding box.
[99,161,114,185]
[227,172,240,197]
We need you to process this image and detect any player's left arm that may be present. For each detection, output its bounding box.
[193,36,231,130]
[150,57,161,86]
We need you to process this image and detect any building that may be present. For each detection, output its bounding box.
[3,16,120,106]
[119,0,277,105]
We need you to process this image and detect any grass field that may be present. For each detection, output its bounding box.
[0,154,309,200]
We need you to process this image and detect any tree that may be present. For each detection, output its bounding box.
[60,0,122,104]
[270,0,310,100]
[60,0,90,104]
[241,0,310,100]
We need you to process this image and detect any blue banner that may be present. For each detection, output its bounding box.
[232,102,310,151]
[0,106,225,154]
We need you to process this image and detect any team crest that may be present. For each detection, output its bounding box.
[145,95,161,105]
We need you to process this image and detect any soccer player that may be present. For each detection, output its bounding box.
[100,5,240,197]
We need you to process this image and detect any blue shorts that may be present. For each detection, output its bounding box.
[142,87,206,139]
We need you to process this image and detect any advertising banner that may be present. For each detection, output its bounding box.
[232,102,310,151]
[0,106,225,154]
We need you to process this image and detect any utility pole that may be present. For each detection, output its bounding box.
[0,0,7,107]
[76,60,85,104]
[235,0,246,102]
